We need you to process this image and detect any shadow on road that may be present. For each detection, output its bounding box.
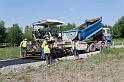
[0,58,41,68]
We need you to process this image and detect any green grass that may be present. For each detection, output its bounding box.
[85,48,124,64]
[113,38,124,45]
[0,47,20,60]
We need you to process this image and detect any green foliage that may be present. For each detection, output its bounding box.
[24,26,33,41]
[60,23,76,31]
[102,24,112,29]
[113,38,124,45]
[7,24,23,46]
[111,26,121,38]
[0,21,6,43]
[111,16,124,38]
[86,48,124,64]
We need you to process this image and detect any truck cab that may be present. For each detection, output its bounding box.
[102,28,112,43]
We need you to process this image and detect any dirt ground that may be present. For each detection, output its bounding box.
[1,48,124,82]
[1,60,124,82]
[30,60,124,82]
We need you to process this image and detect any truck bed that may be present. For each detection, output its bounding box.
[62,17,102,41]
[79,17,102,41]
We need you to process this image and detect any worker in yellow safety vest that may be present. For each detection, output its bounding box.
[44,41,52,64]
[41,38,47,59]
[42,38,52,64]
[20,39,28,57]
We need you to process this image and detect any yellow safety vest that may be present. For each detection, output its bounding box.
[44,45,50,54]
[20,41,27,48]
[41,40,47,48]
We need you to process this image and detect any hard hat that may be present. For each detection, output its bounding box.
[24,38,27,41]
[45,34,48,37]
[45,37,49,40]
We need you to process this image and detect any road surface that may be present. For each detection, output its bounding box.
[0,58,41,68]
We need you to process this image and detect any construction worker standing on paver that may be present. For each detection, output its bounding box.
[20,39,28,57]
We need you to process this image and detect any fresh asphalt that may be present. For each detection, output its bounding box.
[0,58,41,68]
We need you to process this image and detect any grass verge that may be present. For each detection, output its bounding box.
[0,47,20,60]
[113,38,124,45]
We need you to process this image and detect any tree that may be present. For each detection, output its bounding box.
[60,23,76,31]
[8,24,23,46]
[102,24,112,28]
[112,16,124,38]
[0,21,6,43]
[24,25,33,41]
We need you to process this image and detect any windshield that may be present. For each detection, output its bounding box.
[106,29,111,34]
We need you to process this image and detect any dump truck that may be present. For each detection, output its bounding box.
[21,17,112,58]
[61,17,112,54]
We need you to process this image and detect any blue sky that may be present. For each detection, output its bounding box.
[0,0,124,28]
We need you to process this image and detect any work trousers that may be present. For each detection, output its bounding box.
[20,47,27,57]
[45,53,52,65]
[41,48,45,59]
[73,50,79,56]
[73,50,79,59]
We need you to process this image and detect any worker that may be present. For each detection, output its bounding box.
[42,37,52,64]
[73,41,79,59]
[44,40,52,65]
[20,39,28,57]
[41,36,49,59]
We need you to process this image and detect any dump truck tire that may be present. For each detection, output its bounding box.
[89,43,96,52]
